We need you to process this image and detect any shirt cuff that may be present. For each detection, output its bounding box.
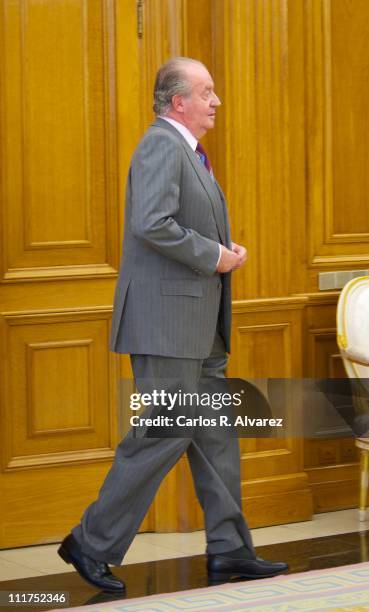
[216,244,222,269]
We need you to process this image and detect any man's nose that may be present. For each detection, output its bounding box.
[211,92,221,106]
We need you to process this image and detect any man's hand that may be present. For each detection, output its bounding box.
[230,242,247,270]
[216,244,244,273]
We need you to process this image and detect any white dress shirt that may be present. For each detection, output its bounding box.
[159,116,222,268]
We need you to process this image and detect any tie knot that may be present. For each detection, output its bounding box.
[196,142,212,174]
[196,142,206,156]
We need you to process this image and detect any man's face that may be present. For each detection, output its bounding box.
[172,64,221,138]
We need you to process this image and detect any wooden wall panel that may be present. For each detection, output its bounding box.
[330,1,369,236]
[2,462,118,548]
[0,0,119,281]
[213,0,290,300]
[0,0,121,548]
[304,0,369,279]
[2,309,115,471]
[226,298,313,526]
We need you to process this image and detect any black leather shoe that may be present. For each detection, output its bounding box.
[58,534,125,593]
[207,554,288,581]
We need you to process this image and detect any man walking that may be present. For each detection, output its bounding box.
[58,57,287,592]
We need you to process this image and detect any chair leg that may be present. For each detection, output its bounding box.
[359,449,369,521]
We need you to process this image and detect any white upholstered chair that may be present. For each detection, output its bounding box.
[337,276,369,520]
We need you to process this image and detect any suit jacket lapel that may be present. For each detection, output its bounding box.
[152,119,227,245]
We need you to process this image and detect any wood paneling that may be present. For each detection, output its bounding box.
[2,462,118,548]
[242,473,313,527]
[2,309,115,470]
[213,0,290,300]
[137,0,184,132]
[305,0,369,275]
[304,296,359,511]
[0,0,119,281]
[227,298,313,526]
[209,0,368,525]
[2,0,368,547]
[330,1,369,236]
[0,0,121,548]
[308,463,359,513]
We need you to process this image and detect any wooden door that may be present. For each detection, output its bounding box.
[0,0,127,548]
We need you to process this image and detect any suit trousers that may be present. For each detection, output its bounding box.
[72,331,255,565]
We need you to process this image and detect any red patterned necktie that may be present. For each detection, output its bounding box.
[196,142,213,175]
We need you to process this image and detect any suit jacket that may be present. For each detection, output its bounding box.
[110,118,232,359]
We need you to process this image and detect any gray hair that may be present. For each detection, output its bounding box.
[153,57,205,115]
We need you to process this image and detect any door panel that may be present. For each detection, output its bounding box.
[1,0,119,281]
[0,0,121,547]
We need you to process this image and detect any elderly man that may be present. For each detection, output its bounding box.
[58,57,288,592]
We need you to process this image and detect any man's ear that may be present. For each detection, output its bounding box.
[171,93,185,114]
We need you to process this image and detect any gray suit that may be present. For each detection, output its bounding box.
[110,118,232,358]
[72,118,254,564]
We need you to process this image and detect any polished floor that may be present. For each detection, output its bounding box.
[1,509,369,610]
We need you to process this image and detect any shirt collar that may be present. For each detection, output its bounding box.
[158,116,198,151]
